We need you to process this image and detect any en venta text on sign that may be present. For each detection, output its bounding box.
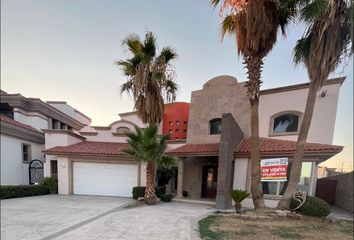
[261,157,288,182]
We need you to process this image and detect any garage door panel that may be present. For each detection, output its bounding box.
[73,162,137,197]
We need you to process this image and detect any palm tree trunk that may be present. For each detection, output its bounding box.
[245,56,265,209]
[145,161,157,205]
[278,81,318,209]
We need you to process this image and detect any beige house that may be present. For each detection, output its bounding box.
[43,75,344,209]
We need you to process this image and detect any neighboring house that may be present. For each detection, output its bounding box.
[43,75,344,210]
[317,166,341,178]
[0,90,90,185]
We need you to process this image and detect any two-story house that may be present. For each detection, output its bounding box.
[43,75,344,210]
[0,90,90,185]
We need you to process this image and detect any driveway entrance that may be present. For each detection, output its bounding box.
[1,195,214,240]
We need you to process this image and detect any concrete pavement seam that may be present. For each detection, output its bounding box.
[39,201,134,240]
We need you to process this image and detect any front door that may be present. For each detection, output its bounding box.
[201,166,218,198]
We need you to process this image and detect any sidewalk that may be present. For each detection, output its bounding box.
[327,206,353,221]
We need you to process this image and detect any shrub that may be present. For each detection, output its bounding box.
[291,196,331,217]
[155,186,166,198]
[160,194,173,202]
[229,189,250,203]
[0,185,49,199]
[40,176,58,194]
[132,186,166,199]
[229,189,250,214]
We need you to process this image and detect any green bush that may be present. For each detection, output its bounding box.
[291,196,331,217]
[160,194,173,202]
[155,186,166,198]
[40,176,58,194]
[0,185,49,199]
[132,186,166,199]
[229,189,250,203]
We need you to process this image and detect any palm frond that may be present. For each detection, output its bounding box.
[220,14,237,40]
[293,34,313,65]
[300,0,330,23]
[122,34,143,55]
[211,0,221,7]
[117,31,178,124]
[159,47,178,64]
[143,31,157,60]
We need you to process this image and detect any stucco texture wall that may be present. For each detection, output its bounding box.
[1,134,44,185]
[187,76,250,144]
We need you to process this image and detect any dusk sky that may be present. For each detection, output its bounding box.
[1,0,353,171]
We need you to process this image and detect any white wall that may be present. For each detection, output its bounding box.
[48,103,91,125]
[233,158,249,190]
[14,111,48,130]
[45,132,84,149]
[259,83,341,144]
[57,157,69,194]
[120,114,148,129]
[0,134,44,185]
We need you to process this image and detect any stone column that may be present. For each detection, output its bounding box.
[216,113,244,209]
[177,157,185,198]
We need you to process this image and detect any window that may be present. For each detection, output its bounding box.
[169,121,173,126]
[116,127,130,134]
[209,118,222,135]
[270,111,302,136]
[50,160,58,177]
[176,121,180,125]
[183,121,187,125]
[262,162,313,196]
[0,103,14,119]
[22,144,31,163]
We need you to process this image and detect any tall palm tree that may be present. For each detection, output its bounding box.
[123,124,175,205]
[117,31,178,124]
[278,0,353,209]
[117,32,178,204]
[211,0,298,209]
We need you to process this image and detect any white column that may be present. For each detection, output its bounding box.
[177,157,185,198]
[309,161,319,196]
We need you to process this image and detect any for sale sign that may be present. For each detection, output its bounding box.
[261,158,288,182]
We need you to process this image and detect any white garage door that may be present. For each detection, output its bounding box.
[73,162,137,197]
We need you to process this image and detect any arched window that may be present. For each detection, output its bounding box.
[209,118,222,135]
[269,111,302,136]
[116,127,130,135]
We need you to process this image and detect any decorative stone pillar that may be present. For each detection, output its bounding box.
[216,113,244,209]
[177,157,185,198]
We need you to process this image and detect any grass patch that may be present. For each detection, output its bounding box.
[198,215,225,240]
[270,227,302,239]
[334,221,354,236]
[198,214,354,240]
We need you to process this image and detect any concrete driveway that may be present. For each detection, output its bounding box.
[1,195,214,240]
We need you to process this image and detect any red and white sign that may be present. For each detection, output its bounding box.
[261,158,288,182]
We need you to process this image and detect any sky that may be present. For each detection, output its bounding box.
[1,0,353,172]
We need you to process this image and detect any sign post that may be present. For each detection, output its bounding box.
[261,157,288,182]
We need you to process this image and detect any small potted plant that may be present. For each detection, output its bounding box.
[229,189,250,214]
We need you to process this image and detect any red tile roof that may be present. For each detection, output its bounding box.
[236,138,343,155]
[0,115,43,134]
[168,138,343,156]
[44,141,129,157]
[168,143,220,156]
[43,137,343,158]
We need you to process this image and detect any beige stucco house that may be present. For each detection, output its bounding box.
[43,75,344,209]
